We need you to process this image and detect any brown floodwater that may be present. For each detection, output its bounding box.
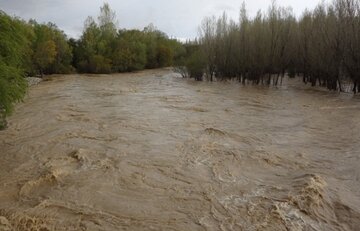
[0,69,360,231]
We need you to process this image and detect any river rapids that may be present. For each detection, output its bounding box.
[0,69,359,230]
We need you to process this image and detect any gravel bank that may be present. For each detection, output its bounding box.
[26,77,42,87]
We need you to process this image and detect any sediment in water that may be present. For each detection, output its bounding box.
[0,69,359,230]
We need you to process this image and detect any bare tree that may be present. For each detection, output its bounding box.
[199,16,217,81]
[192,0,360,93]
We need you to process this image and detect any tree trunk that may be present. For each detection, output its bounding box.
[337,78,343,92]
[267,73,271,85]
[274,73,280,86]
[353,81,357,94]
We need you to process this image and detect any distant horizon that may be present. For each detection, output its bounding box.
[0,0,325,40]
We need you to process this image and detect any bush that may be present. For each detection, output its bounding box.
[186,50,206,81]
[0,61,27,129]
[112,38,147,72]
[0,12,29,128]
[88,55,112,74]
[157,44,173,67]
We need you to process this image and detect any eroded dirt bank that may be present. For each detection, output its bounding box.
[1,69,360,230]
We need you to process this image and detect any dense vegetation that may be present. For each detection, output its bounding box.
[178,0,360,94]
[0,12,31,129]
[70,4,183,74]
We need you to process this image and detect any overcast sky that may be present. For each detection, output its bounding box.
[1,0,323,40]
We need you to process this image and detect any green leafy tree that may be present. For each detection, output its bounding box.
[31,22,73,76]
[47,28,74,74]
[112,31,147,72]
[88,55,112,74]
[33,40,57,76]
[186,50,206,81]
[0,12,30,129]
[76,4,182,74]
[157,44,173,67]
[76,4,118,73]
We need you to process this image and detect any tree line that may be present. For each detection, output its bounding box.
[0,3,183,129]
[70,4,184,74]
[177,0,360,94]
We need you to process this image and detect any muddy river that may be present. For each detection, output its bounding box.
[0,69,360,230]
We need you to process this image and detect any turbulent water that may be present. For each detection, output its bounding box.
[0,69,360,231]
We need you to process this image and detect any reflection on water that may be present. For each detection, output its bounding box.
[0,69,360,230]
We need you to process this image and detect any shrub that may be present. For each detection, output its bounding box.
[186,50,206,81]
[0,62,27,129]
